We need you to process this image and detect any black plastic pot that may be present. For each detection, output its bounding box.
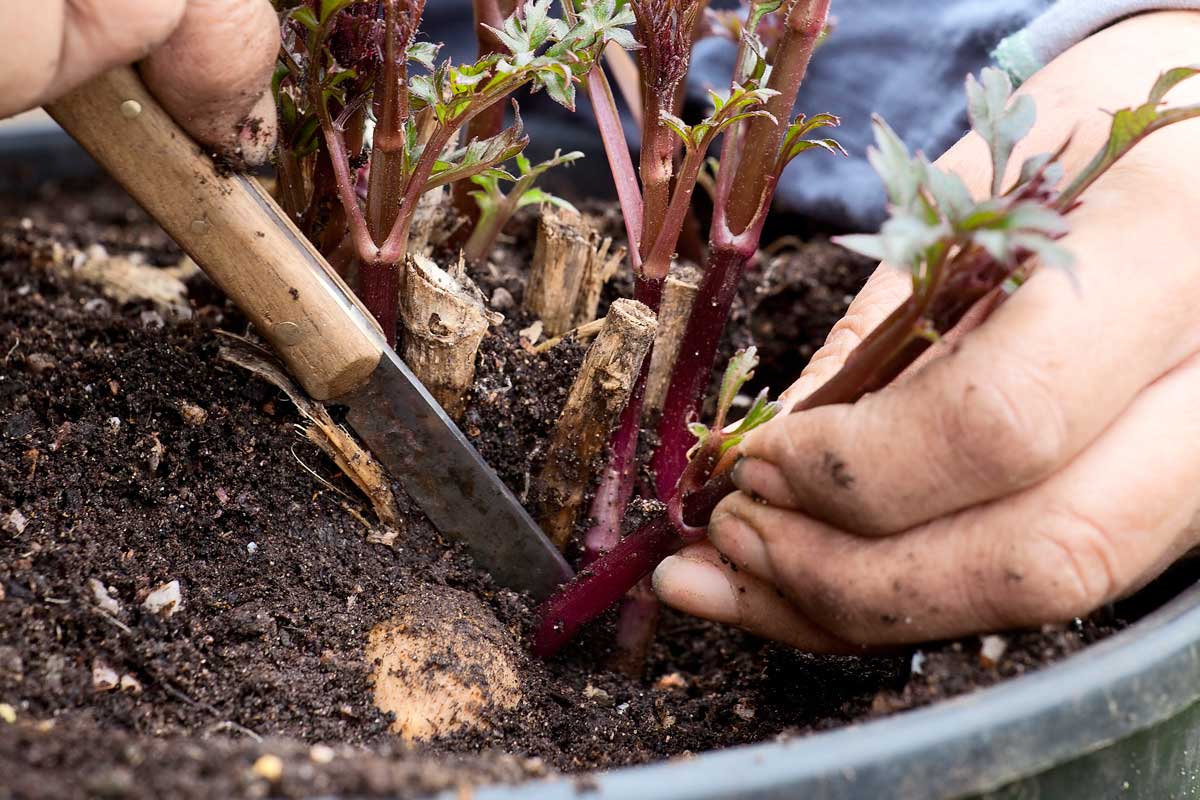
[449,574,1200,800]
[6,125,1200,800]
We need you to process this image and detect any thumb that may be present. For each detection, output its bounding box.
[140,0,279,167]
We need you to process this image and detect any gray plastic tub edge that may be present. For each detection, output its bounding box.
[434,583,1200,800]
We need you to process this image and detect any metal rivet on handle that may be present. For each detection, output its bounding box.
[273,321,304,345]
[190,218,209,235]
[119,100,142,119]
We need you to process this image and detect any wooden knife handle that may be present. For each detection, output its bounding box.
[46,66,384,401]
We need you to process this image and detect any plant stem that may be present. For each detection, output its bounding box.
[723,0,828,235]
[533,455,727,659]
[276,146,310,223]
[358,260,402,344]
[580,276,663,563]
[533,511,685,658]
[640,145,710,280]
[357,0,410,343]
[650,238,755,499]
[612,577,661,675]
[586,66,645,266]
[462,170,533,265]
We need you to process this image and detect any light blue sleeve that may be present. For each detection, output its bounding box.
[995,0,1200,83]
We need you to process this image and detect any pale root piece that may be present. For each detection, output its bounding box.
[400,254,501,420]
[68,245,200,317]
[366,588,522,742]
[645,263,702,414]
[220,338,403,545]
[532,299,657,549]
[525,207,623,337]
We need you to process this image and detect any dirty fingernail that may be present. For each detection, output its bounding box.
[653,556,740,623]
[732,456,801,509]
[708,511,771,580]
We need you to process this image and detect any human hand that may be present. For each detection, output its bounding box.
[653,10,1200,651]
[0,0,279,165]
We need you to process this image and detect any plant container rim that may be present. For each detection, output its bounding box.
[433,577,1200,800]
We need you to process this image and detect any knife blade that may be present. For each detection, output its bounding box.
[47,66,572,599]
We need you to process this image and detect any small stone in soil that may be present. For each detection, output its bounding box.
[25,352,56,373]
[490,287,514,311]
[3,509,27,535]
[582,684,613,706]
[979,635,1008,668]
[177,401,208,425]
[92,660,119,691]
[309,745,336,765]
[654,672,687,690]
[88,579,122,615]
[252,754,284,782]
[142,580,182,617]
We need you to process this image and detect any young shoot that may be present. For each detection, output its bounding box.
[532,348,779,659]
[531,63,1200,660]
[462,149,583,265]
[582,0,841,564]
[273,0,633,342]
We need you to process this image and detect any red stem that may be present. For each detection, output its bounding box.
[724,0,829,235]
[587,66,645,267]
[533,512,689,658]
[533,462,729,659]
[357,259,401,346]
[650,238,756,499]
[612,577,662,675]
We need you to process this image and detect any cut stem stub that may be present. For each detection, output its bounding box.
[531,298,658,550]
[400,253,501,420]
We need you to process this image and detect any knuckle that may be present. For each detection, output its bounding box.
[941,355,1067,492]
[998,506,1121,624]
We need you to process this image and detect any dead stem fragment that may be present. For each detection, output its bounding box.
[645,262,701,414]
[525,207,623,337]
[219,338,402,544]
[531,300,657,550]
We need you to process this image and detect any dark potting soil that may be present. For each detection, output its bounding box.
[0,180,1137,799]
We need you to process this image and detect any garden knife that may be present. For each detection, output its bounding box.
[46,66,572,599]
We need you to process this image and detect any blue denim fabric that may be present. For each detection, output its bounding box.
[424,1,1053,231]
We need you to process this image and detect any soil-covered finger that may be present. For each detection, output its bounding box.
[140,0,279,165]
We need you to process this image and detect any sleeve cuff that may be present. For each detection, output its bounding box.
[992,0,1200,84]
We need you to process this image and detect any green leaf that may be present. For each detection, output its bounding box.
[715,348,760,430]
[876,213,950,272]
[408,41,441,71]
[1015,152,1064,189]
[1149,65,1200,104]
[833,234,887,262]
[965,67,1036,197]
[922,161,973,223]
[1059,64,1200,209]
[318,0,355,24]
[534,63,578,110]
[517,188,578,213]
[425,111,530,192]
[290,5,319,30]
[866,116,924,210]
